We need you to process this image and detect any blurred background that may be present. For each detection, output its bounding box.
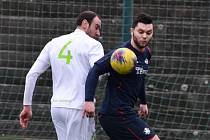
[0,0,210,140]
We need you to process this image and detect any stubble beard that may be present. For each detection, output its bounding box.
[133,33,150,50]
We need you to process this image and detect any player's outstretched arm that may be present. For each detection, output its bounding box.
[84,65,101,118]
[19,105,32,129]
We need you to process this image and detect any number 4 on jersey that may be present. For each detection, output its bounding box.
[58,41,73,64]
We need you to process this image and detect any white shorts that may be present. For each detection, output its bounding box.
[51,107,95,140]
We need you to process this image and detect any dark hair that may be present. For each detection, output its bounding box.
[132,13,153,28]
[76,11,99,26]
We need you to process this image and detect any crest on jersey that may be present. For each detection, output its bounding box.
[143,128,151,135]
[145,58,148,64]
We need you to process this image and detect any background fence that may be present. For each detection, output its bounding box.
[0,0,210,140]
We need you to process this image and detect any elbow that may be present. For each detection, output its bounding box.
[25,72,39,82]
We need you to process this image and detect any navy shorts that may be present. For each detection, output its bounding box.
[98,113,156,140]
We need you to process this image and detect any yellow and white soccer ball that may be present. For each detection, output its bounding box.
[110,48,137,74]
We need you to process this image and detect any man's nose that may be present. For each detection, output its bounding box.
[142,33,147,38]
[96,30,100,37]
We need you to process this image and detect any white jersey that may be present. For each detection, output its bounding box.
[23,29,104,109]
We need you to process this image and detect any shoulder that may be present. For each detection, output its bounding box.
[83,35,103,51]
[45,34,72,47]
[146,46,152,55]
[44,34,69,47]
[145,46,152,59]
[51,34,71,42]
[86,35,102,46]
[40,34,71,53]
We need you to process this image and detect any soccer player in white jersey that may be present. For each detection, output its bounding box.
[19,11,104,140]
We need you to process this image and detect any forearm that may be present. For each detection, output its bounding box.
[23,60,49,105]
[138,77,147,104]
[23,72,39,105]
[85,65,105,101]
[85,52,111,101]
[140,91,147,104]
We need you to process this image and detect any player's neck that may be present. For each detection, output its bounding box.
[76,26,87,33]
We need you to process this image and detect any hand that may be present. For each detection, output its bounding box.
[19,105,32,129]
[138,104,148,118]
[83,101,95,118]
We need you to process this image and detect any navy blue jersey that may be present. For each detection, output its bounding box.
[85,41,151,116]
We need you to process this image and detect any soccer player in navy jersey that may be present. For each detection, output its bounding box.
[83,13,160,140]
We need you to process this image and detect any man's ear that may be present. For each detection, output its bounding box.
[130,28,134,36]
[81,19,89,31]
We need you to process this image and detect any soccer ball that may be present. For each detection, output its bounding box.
[110,48,137,74]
